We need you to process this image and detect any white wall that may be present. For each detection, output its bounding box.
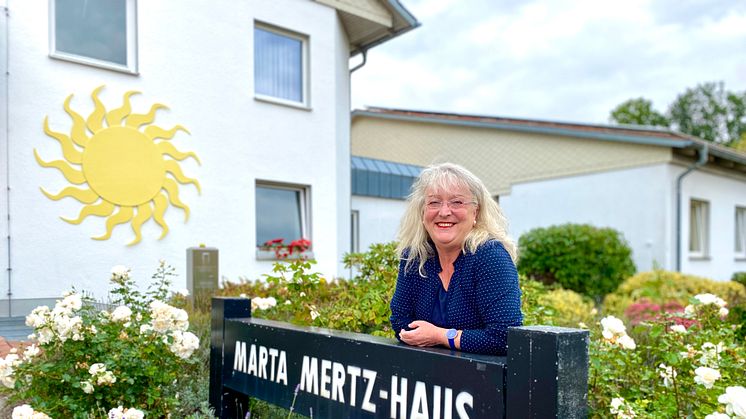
[4,0,351,313]
[678,166,746,280]
[500,164,673,274]
[352,196,406,251]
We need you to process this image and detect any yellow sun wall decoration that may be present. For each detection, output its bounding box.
[35,86,201,245]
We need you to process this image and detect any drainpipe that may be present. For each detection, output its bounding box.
[2,3,11,316]
[675,142,709,272]
[349,48,367,73]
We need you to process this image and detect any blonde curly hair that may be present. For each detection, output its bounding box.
[396,162,517,276]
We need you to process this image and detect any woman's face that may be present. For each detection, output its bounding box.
[423,185,478,253]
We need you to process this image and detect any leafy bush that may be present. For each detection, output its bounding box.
[603,270,746,317]
[589,295,746,418]
[520,277,596,328]
[518,223,636,300]
[0,263,203,418]
[733,271,746,287]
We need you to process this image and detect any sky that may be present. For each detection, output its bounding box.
[350,0,746,124]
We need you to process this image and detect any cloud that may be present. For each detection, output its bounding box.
[352,0,746,123]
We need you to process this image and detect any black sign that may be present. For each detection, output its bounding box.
[222,318,506,419]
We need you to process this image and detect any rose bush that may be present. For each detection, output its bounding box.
[0,262,201,418]
[590,293,746,418]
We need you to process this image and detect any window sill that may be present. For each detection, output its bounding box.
[735,257,746,262]
[256,249,314,261]
[688,255,711,261]
[50,53,139,75]
[254,94,311,111]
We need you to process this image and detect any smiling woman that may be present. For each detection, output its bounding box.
[390,162,522,355]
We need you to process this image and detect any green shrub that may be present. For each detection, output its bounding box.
[603,270,746,317]
[517,223,636,300]
[520,277,596,328]
[733,271,746,287]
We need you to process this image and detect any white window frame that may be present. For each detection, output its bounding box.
[253,22,310,109]
[689,199,710,259]
[48,0,139,74]
[255,181,311,259]
[736,206,746,259]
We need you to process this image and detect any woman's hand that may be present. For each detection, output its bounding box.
[399,320,445,347]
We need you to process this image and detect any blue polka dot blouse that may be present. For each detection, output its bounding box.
[390,240,523,355]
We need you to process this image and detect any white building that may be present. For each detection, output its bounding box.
[351,107,746,282]
[0,0,418,315]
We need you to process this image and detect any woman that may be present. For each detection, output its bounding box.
[390,162,522,355]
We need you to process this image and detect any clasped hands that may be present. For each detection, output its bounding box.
[399,320,446,347]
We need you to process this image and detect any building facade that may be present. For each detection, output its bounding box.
[351,107,746,281]
[0,0,417,315]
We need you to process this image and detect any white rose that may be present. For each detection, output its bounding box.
[11,405,51,419]
[89,363,106,376]
[670,324,687,333]
[718,386,746,418]
[719,307,729,317]
[176,288,190,297]
[110,265,131,281]
[617,334,636,350]
[80,380,94,394]
[704,412,731,419]
[658,363,677,388]
[97,370,116,386]
[600,316,626,335]
[123,408,145,419]
[694,366,721,389]
[23,345,40,358]
[111,306,133,323]
[108,406,125,419]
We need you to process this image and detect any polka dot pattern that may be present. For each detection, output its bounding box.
[390,240,523,355]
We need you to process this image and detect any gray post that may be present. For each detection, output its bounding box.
[209,297,251,418]
[506,326,589,418]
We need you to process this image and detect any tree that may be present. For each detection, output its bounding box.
[668,82,746,146]
[609,98,670,127]
[609,82,746,147]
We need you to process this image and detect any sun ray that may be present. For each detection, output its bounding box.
[87,85,107,133]
[93,206,134,241]
[162,178,190,221]
[128,203,153,246]
[144,124,190,141]
[61,200,115,225]
[43,117,83,164]
[125,103,168,129]
[164,160,201,193]
[33,149,86,184]
[152,193,169,239]
[40,186,99,204]
[106,91,140,127]
[156,142,201,165]
[63,95,90,148]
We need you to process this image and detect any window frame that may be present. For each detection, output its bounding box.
[688,198,710,259]
[255,181,312,260]
[253,21,310,109]
[736,206,746,260]
[48,0,139,74]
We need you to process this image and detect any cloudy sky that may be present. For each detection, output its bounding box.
[350,0,746,124]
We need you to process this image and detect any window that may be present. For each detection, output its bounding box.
[255,183,309,248]
[351,210,360,253]
[736,207,746,259]
[689,199,710,258]
[254,23,308,106]
[49,0,138,73]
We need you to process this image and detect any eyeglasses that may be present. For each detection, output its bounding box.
[425,199,476,211]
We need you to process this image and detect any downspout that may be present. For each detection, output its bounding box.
[2,3,11,316]
[349,48,367,73]
[675,142,708,272]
